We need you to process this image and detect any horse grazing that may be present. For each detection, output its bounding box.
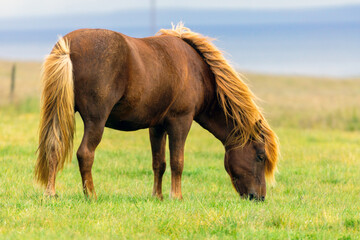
[35,23,279,201]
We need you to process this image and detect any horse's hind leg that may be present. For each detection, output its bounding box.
[76,120,105,199]
[45,152,58,197]
[149,126,167,200]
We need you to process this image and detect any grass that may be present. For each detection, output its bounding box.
[0,60,360,239]
[247,73,360,131]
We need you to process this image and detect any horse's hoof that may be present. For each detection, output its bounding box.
[152,193,164,201]
[84,192,97,201]
[43,193,58,199]
[170,193,183,200]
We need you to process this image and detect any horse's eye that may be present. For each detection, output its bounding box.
[256,154,265,162]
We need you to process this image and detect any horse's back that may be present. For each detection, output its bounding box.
[121,35,214,125]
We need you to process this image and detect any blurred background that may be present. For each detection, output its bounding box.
[0,0,359,77]
[0,0,359,131]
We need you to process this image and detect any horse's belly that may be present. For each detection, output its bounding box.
[105,119,149,131]
[104,105,161,131]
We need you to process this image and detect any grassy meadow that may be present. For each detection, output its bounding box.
[0,60,360,239]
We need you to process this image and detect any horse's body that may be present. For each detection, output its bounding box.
[69,29,213,132]
[35,24,279,200]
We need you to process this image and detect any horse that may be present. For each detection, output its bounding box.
[35,23,279,201]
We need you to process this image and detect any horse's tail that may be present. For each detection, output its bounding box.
[158,23,279,183]
[35,37,75,186]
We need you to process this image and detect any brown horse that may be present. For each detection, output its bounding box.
[35,23,279,201]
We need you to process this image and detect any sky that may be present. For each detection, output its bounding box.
[1,0,360,18]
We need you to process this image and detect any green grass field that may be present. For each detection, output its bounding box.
[0,61,360,239]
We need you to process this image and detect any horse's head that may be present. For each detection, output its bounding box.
[224,140,267,201]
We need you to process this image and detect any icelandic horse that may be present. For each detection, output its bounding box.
[35,23,279,201]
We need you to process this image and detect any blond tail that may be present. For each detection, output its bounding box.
[35,37,75,186]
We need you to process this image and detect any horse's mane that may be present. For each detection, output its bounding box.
[158,23,279,182]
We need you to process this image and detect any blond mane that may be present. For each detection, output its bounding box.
[158,23,279,182]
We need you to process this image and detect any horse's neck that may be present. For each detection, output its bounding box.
[195,102,234,145]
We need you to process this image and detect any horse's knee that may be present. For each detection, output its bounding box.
[153,161,166,175]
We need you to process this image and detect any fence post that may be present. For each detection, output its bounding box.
[10,63,16,102]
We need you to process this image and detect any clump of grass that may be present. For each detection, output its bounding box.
[344,218,360,229]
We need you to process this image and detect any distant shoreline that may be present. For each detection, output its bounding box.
[1,59,358,80]
[1,5,359,78]
[1,23,359,78]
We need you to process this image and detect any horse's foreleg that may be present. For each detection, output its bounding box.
[166,116,193,200]
[77,121,105,200]
[149,127,167,200]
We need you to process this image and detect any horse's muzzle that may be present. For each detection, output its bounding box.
[249,193,265,201]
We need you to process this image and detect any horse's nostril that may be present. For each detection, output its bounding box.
[260,196,265,201]
[249,193,255,200]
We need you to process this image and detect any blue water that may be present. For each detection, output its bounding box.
[0,23,359,77]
